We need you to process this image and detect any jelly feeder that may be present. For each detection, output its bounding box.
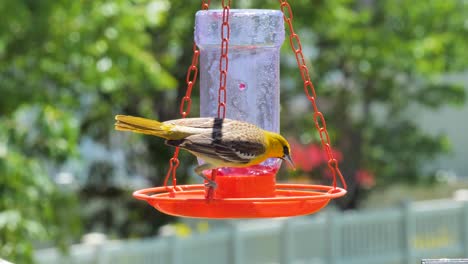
[133,1,347,218]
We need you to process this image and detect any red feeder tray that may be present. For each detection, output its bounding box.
[133,173,346,218]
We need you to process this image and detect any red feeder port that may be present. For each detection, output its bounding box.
[212,173,276,199]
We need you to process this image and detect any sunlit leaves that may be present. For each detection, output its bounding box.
[0,0,181,262]
[270,0,468,192]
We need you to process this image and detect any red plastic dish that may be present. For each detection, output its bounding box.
[133,183,346,218]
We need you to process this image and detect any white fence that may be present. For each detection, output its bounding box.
[35,199,468,264]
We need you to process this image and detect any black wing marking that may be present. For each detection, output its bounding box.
[169,135,265,164]
[213,140,265,163]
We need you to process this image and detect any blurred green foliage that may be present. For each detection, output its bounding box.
[0,0,190,262]
[0,0,467,262]
[253,0,468,207]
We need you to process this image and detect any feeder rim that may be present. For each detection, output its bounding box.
[133,183,346,203]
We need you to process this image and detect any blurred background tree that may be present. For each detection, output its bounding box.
[249,0,467,208]
[0,0,196,262]
[0,0,467,262]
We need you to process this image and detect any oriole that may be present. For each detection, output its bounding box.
[115,115,294,187]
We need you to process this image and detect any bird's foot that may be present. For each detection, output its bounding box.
[204,180,216,201]
[195,164,217,189]
[204,179,217,189]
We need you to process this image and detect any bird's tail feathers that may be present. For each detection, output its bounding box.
[115,115,172,139]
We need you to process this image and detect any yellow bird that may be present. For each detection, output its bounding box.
[115,115,294,187]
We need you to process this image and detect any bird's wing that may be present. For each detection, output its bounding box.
[163,118,218,128]
[161,118,221,137]
[170,133,266,164]
[164,118,267,164]
[216,139,266,163]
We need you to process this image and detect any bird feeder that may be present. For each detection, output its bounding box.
[133,2,347,218]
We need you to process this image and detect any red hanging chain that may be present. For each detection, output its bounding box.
[201,0,211,10]
[279,0,347,190]
[217,0,231,119]
[207,0,231,197]
[163,1,211,190]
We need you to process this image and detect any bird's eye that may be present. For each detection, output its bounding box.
[283,146,289,156]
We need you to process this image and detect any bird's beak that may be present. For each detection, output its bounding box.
[283,154,296,170]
